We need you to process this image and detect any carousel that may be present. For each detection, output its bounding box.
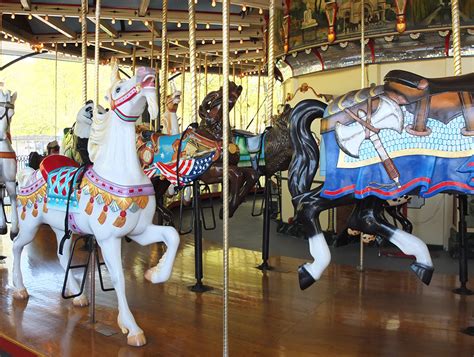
[0,0,472,355]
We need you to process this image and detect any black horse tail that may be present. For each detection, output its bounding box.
[288,99,327,199]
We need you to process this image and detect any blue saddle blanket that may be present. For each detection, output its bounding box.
[46,166,84,212]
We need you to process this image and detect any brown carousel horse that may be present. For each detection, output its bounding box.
[137,81,254,219]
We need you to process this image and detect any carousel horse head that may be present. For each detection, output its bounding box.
[0,88,17,139]
[198,81,242,124]
[106,61,158,122]
[166,90,181,113]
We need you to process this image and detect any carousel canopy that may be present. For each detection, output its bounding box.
[0,0,275,73]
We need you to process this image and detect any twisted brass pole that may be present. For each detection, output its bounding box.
[451,0,462,76]
[266,0,275,125]
[222,0,230,355]
[81,0,87,104]
[160,0,168,129]
[188,0,197,123]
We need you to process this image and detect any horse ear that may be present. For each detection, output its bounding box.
[110,57,121,85]
[11,91,17,104]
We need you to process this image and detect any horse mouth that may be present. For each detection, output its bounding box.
[142,74,155,89]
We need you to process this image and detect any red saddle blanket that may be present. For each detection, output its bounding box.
[39,155,79,180]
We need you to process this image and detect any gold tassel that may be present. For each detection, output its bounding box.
[113,210,127,228]
[98,205,108,225]
[32,204,38,218]
[21,207,26,220]
[85,197,94,215]
[43,198,48,213]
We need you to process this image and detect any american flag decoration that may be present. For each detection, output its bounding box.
[144,152,215,186]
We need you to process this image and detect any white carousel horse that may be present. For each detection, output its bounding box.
[162,89,181,135]
[13,64,180,347]
[0,88,19,239]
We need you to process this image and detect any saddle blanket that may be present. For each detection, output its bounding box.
[46,166,84,212]
[144,152,215,186]
[320,111,474,200]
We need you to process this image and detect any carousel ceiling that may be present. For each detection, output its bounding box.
[0,0,273,73]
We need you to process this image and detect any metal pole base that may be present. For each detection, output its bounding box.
[452,286,473,295]
[256,261,274,271]
[356,266,365,272]
[188,281,213,293]
[462,326,474,336]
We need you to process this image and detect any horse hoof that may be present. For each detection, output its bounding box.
[144,267,168,284]
[13,288,29,300]
[73,295,89,307]
[0,227,8,235]
[298,264,315,290]
[410,262,434,285]
[10,231,18,240]
[127,332,147,347]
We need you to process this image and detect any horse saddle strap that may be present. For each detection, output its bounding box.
[0,151,16,159]
[459,92,474,134]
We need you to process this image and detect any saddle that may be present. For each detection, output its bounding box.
[233,130,266,171]
[39,155,79,180]
[384,70,474,136]
[321,70,474,137]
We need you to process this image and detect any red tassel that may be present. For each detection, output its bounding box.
[113,210,127,228]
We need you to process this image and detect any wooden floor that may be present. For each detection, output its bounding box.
[0,226,473,356]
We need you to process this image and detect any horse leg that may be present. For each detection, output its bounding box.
[223,166,244,218]
[95,236,146,347]
[0,198,6,235]
[51,228,89,307]
[151,178,174,226]
[350,197,433,285]
[6,181,19,239]
[12,223,40,299]
[295,187,356,290]
[128,225,180,284]
[237,167,260,206]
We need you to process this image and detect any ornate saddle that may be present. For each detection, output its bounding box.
[321,70,474,137]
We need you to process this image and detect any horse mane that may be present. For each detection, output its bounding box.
[88,108,110,162]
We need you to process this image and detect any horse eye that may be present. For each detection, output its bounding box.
[115,87,121,93]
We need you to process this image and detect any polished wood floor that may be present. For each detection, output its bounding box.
[0,225,473,356]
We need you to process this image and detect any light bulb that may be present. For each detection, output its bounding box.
[211,0,216,7]
[63,43,66,47]
[111,41,115,46]
[28,13,32,20]
[144,20,149,26]
[238,25,242,32]
[136,41,139,45]
[259,8,263,15]
[61,15,66,22]
[45,15,48,21]
[112,18,116,24]
[212,39,216,44]
[206,23,210,29]
[177,21,181,28]
[11,13,15,19]
[201,39,205,44]
[242,5,247,12]
[240,39,243,44]
[128,19,132,25]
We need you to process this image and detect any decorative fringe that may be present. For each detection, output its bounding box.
[21,207,26,220]
[85,197,94,215]
[43,198,48,213]
[98,205,108,225]
[32,203,38,218]
[113,210,127,228]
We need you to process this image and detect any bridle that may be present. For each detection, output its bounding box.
[110,83,143,122]
[0,101,14,123]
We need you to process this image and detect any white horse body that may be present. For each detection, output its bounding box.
[13,64,179,347]
[0,89,19,239]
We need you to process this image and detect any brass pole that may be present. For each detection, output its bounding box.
[222,0,230,355]
[81,0,87,104]
[160,0,168,130]
[188,0,197,123]
[266,0,275,125]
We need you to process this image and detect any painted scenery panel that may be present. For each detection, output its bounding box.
[285,0,474,53]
